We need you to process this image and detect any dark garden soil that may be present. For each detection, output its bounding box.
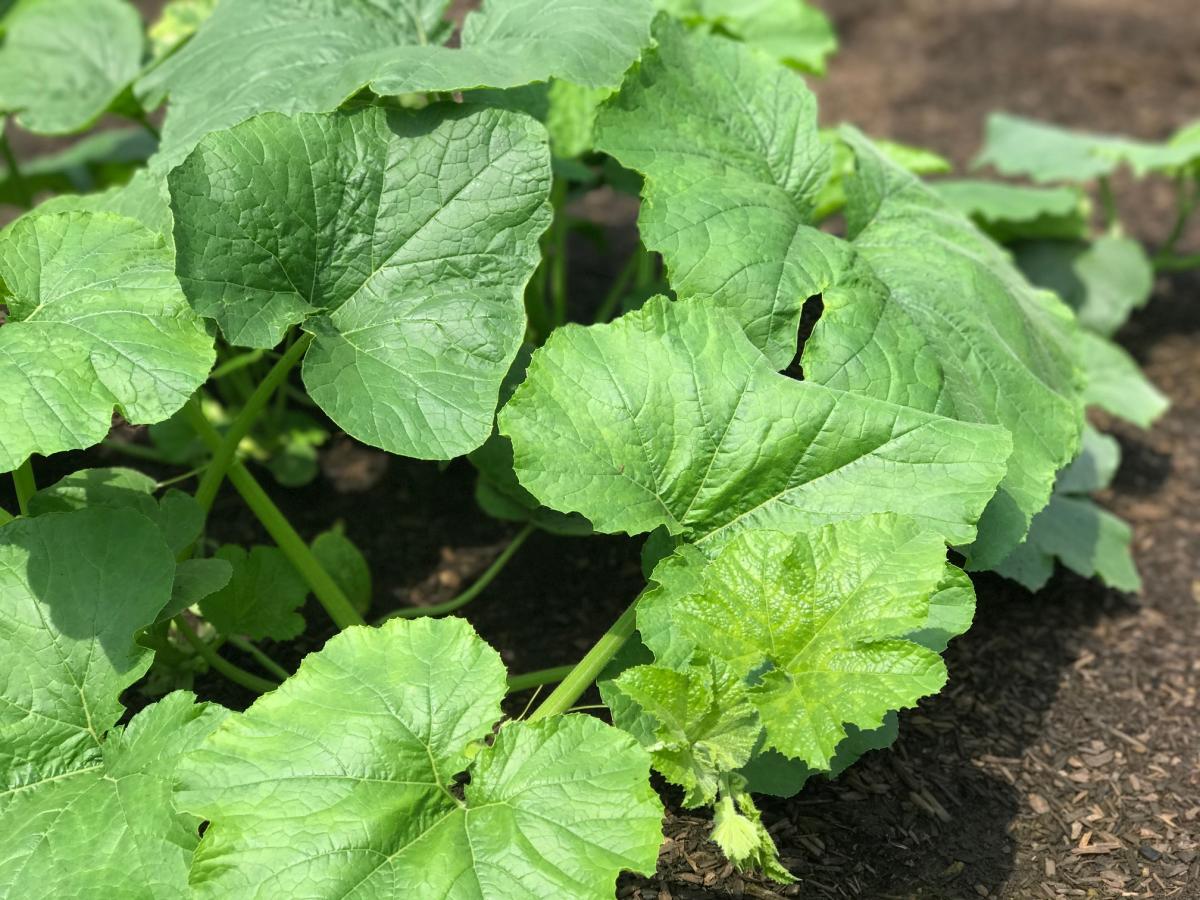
[2,1,1197,898]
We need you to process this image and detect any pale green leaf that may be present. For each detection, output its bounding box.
[500,295,1010,554]
[29,169,175,245]
[711,789,791,883]
[170,105,550,459]
[0,0,143,134]
[612,658,761,806]
[1102,120,1200,175]
[1014,236,1154,337]
[975,113,1125,183]
[199,545,308,641]
[138,0,654,168]
[635,515,955,770]
[833,129,1085,567]
[147,0,217,60]
[0,211,213,472]
[178,617,663,899]
[934,179,1090,242]
[1080,331,1169,429]
[1056,424,1120,495]
[660,0,837,74]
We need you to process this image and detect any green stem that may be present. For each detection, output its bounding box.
[549,181,569,327]
[527,596,639,721]
[193,334,313,515]
[593,246,643,323]
[184,400,366,630]
[507,663,575,693]
[227,635,291,681]
[175,617,277,693]
[634,243,657,291]
[210,348,266,380]
[1153,250,1200,272]
[1159,174,1198,259]
[100,438,173,463]
[12,458,36,516]
[0,131,32,209]
[1097,175,1120,233]
[378,524,535,623]
[0,506,13,526]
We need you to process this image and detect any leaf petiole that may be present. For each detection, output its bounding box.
[226,635,291,681]
[183,398,366,630]
[12,458,36,516]
[175,616,278,694]
[527,596,639,721]
[506,662,575,693]
[377,523,535,623]
[0,130,32,209]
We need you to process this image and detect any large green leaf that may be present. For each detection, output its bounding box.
[30,169,175,242]
[500,295,1010,553]
[1014,236,1154,338]
[0,211,214,473]
[830,130,1084,566]
[138,0,654,167]
[0,0,143,134]
[169,105,551,459]
[0,509,226,898]
[179,617,662,898]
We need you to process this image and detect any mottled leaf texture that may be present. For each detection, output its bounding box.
[832,130,1084,567]
[0,509,226,899]
[0,212,214,473]
[178,617,662,899]
[170,105,551,459]
[199,545,308,641]
[138,0,654,167]
[0,0,143,134]
[501,295,1010,554]
[636,515,956,771]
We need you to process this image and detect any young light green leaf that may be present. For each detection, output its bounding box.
[660,0,837,74]
[178,617,663,898]
[1100,119,1200,175]
[1080,331,1169,429]
[711,787,792,883]
[138,0,654,168]
[833,129,1084,567]
[0,0,143,135]
[934,179,1090,242]
[1014,236,1154,337]
[0,691,226,900]
[28,467,204,555]
[170,105,551,459]
[635,515,955,770]
[0,211,214,473]
[199,545,308,640]
[147,0,217,60]
[500,295,1010,554]
[611,658,761,806]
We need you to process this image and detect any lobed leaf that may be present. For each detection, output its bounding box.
[0,509,226,898]
[0,0,143,135]
[179,617,663,899]
[170,104,552,459]
[138,0,655,168]
[199,545,308,641]
[500,295,1010,554]
[1079,331,1168,429]
[0,211,213,473]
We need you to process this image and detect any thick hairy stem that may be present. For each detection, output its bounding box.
[12,458,36,516]
[527,597,639,721]
[194,334,313,515]
[378,524,535,623]
[175,616,278,693]
[184,399,366,630]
